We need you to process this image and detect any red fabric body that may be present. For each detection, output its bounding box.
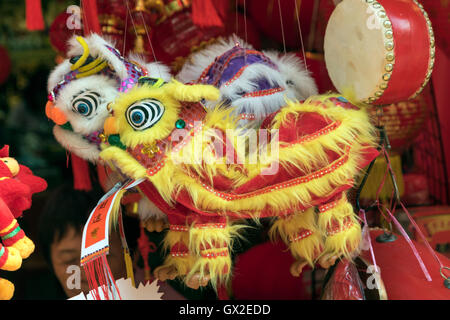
[139,104,378,221]
[0,149,47,219]
[10,165,47,218]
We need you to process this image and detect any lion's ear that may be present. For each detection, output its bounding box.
[165,80,220,103]
[0,145,9,158]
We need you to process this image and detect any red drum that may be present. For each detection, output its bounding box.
[324,0,435,105]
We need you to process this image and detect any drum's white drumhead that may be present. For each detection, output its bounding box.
[325,0,390,103]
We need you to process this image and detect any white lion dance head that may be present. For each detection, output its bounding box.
[46,34,171,162]
[177,36,318,126]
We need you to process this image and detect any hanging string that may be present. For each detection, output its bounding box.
[243,0,248,66]
[294,0,308,72]
[307,0,320,52]
[277,0,287,54]
[243,0,248,45]
[359,209,379,273]
[380,147,448,278]
[235,0,239,36]
[80,0,90,36]
[372,144,449,283]
[139,11,158,63]
[124,0,139,43]
[124,0,161,76]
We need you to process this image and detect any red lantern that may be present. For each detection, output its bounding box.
[367,85,432,153]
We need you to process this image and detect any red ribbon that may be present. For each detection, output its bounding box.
[26,0,45,31]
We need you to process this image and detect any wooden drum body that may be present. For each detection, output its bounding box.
[324,0,435,105]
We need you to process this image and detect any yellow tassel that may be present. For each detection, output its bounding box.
[358,153,405,201]
[109,188,129,230]
[123,248,135,287]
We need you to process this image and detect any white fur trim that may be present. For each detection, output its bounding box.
[53,125,100,162]
[47,60,72,93]
[176,35,253,83]
[54,74,118,135]
[127,53,172,82]
[263,51,318,99]
[138,197,168,222]
[227,91,289,119]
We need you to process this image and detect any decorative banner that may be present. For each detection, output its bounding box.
[80,178,144,300]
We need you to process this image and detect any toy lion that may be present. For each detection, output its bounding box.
[99,78,378,289]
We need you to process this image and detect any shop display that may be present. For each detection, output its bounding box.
[0,0,448,302]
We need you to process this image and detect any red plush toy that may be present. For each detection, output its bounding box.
[0,145,47,300]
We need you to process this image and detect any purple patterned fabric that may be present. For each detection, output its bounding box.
[104,46,147,93]
[198,44,279,89]
[83,130,103,147]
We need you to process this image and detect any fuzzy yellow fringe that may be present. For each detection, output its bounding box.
[161,229,190,253]
[161,255,197,276]
[288,233,323,266]
[317,194,354,231]
[322,215,362,260]
[268,208,323,266]
[268,208,316,242]
[187,249,232,291]
[188,222,245,255]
